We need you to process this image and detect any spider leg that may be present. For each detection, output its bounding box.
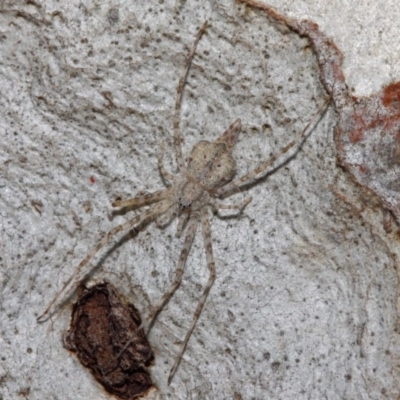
[113,212,199,363]
[167,207,216,384]
[158,141,177,184]
[211,196,252,215]
[174,21,208,173]
[176,213,189,238]
[112,188,169,209]
[139,212,199,332]
[155,204,178,229]
[37,200,173,322]
[215,96,331,197]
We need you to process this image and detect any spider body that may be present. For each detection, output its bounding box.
[177,121,240,212]
[188,135,238,188]
[37,22,330,384]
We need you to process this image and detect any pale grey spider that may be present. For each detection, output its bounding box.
[38,22,330,383]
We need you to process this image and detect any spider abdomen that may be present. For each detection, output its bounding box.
[187,140,236,190]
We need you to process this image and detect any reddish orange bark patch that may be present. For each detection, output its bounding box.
[382,82,400,108]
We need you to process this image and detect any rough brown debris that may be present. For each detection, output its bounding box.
[64,282,154,400]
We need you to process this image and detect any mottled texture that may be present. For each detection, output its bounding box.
[3,0,400,399]
[243,0,400,227]
[65,282,154,399]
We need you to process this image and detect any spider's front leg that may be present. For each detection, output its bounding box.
[211,196,252,216]
[114,212,200,362]
[167,206,216,384]
[112,188,169,208]
[37,199,173,322]
[140,212,200,332]
[176,213,189,238]
[155,204,178,229]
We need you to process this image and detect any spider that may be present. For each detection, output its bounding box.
[37,21,330,384]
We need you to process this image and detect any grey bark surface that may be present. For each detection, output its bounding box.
[1,1,400,399]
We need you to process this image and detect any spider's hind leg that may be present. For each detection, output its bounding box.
[215,96,331,197]
[173,21,208,173]
[158,141,177,185]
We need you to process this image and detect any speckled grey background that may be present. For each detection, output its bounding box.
[1,1,400,399]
